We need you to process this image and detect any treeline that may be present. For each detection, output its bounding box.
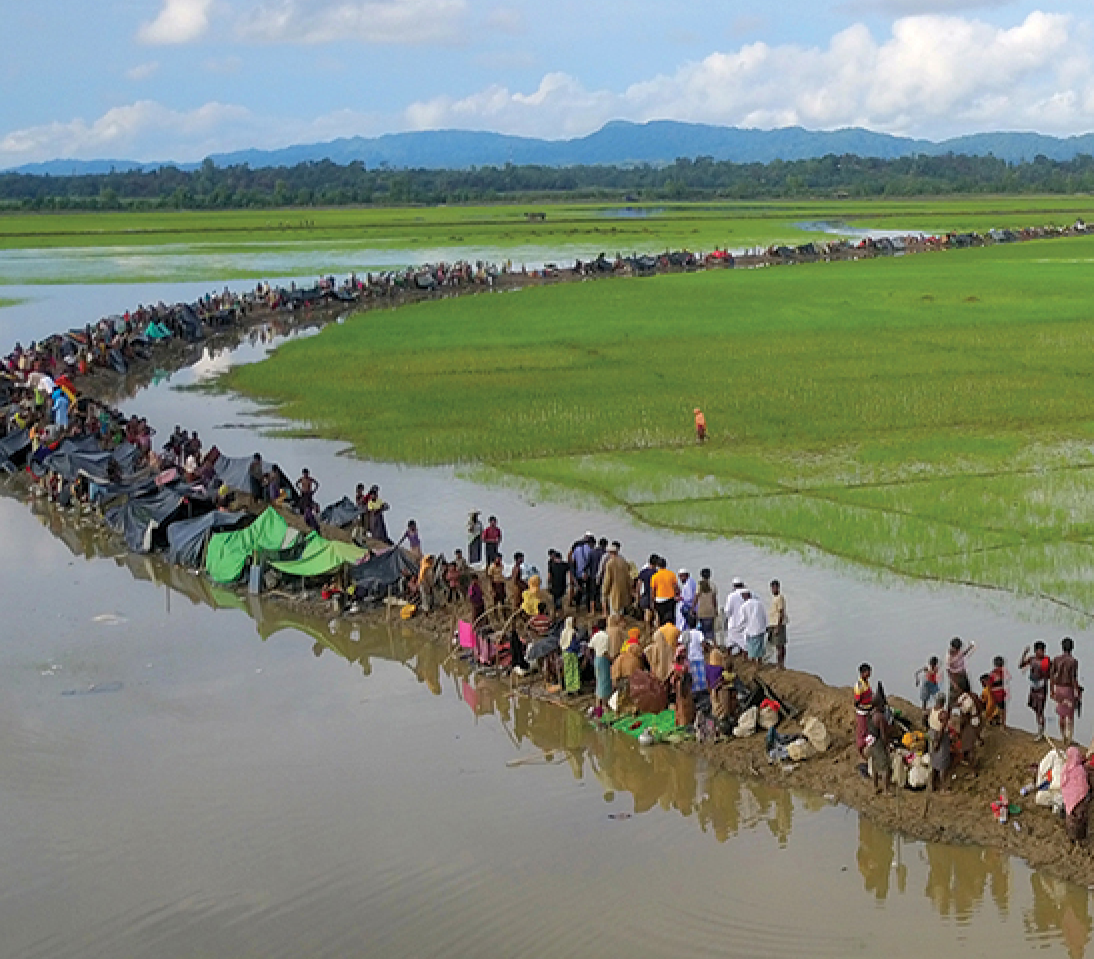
[6,153,1094,210]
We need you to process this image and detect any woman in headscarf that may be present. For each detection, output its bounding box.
[467,510,483,566]
[646,623,679,684]
[560,617,581,696]
[1062,746,1092,843]
[521,574,552,617]
[468,574,485,624]
[418,555,435,612]
[606,613,626,660]
[612,629,646,687]
[672,647,696,728]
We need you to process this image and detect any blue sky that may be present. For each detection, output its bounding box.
[2,0,1094,165]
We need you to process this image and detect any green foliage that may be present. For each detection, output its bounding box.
[8,153,1094,210]
[225,237,1094,612]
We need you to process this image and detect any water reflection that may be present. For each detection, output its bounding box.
[16,492,1094,958]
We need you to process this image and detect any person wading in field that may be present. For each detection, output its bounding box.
[694,407,707,443]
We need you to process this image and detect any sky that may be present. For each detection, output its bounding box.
[2,0,1094,166]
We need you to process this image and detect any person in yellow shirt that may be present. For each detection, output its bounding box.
[650,557,680,627]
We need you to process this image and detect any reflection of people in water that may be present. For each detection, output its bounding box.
[857,818,894,900]
[1027,873,1093,959]
[925,842,1009,920]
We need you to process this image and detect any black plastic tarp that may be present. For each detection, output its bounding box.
[43,440,139,484]
[319,496,362,529]
[348,546,419,594]
[166,509,250,567]
[214,454,264,495]
[104,487,213,553]
[0,429,30,472]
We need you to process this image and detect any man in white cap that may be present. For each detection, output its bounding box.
[676,568,697,629]
[740,589,768,661]
[601,541,631,616]
[724,577,747,652]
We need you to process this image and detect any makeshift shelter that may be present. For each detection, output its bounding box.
[104,487,213,554]
[268,531,365,579]
[43,440,139,485]
[213,453,265,495]
[144,320,172,341]
[0,429,30,472]
[205,507,298,583]
[319,496,362,529]
[348,546,419,596]
[166,510,250,568]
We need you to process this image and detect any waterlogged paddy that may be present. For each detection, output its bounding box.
[8,255,1094,955]
[4,493,1094,959]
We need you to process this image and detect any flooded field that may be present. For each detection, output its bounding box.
[5,274,1094,957]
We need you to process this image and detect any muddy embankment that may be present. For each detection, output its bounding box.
[20,243,1094,890]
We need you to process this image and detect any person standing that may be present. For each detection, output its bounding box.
[740,589,768,661]
[509,551,528,609]
[637,554,658,626]
[946,637,975,704]
[600,541,631,617]
[854,664,874,759]
[677,569,697,628]
[650,558,680,628]
[483,516,502,565]
[694,407,707,444]
[724,577,747,653]
[248,453,264,503]
[1050,636,1081,746]
[570,533,595,612]
[589,619,612,712]
[467,511,483,566]
[366,485,391,544]
[547,549,569,612]
[1019,641,1051,741]
[696,569,719,642]
[296,467,319,514]
[767,579,788,669]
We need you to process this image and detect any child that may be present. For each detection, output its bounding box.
[915,656,941,717]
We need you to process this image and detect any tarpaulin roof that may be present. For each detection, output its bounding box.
[43,440,139,484]
[319,496,362,529]
[145,320,171,340]
[104,486,213,554]
[166,509,250,568]
[0,428,30,472]
[205,507,298,583]
[348,546,419,594]
[214,453,265,495]
[269,531,365,578]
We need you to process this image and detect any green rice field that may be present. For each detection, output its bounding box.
[226,235,1094,613]
[5,196,1094,252]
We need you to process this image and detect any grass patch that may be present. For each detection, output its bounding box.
[226,236,1094,611]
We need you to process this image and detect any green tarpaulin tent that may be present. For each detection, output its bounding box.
[269,531,365,578]
[205,507,298,584]
[144,320,171,341]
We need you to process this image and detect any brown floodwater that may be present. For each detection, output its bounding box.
[2,494,1093,959]
[6,289,1094,957]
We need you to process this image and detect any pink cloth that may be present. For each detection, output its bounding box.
[458,620,475,649]
[1061,747,1090,814]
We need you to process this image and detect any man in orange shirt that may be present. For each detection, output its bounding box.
[650,557,680,627]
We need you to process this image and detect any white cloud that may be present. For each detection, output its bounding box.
[405,11,1094,139]
[0,101,252,165]
[138,0,213,44]
[236,0,469,44]
[125,62,161,81]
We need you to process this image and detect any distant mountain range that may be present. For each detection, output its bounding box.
[10,120,1094,175]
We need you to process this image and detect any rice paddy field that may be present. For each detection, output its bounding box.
[226,234,1094,614]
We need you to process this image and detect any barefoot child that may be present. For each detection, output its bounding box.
[915,656,941,719]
